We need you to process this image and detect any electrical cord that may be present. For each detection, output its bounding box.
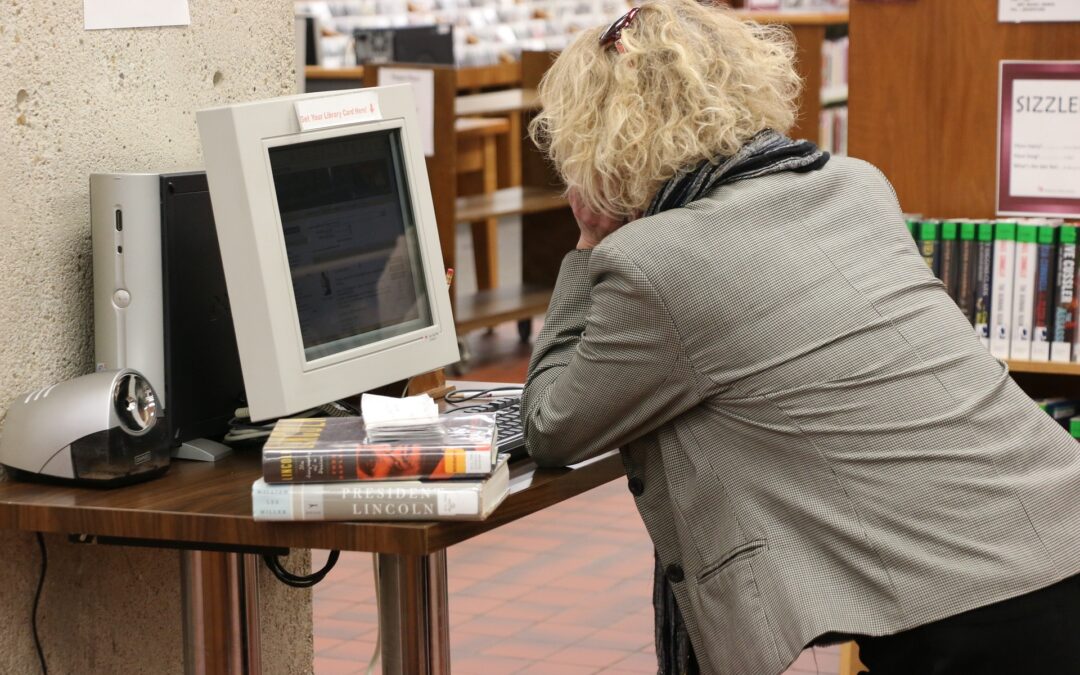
[443,387,524,414]
[443,387,523,404]
[262,550,340,588]
[33,532,47,675]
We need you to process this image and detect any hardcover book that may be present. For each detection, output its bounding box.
[939,221,960,301]
[263,414,498,483]
[252,454,511,522]
[917,220,941,278]
[1052,225,1077,362]
[989,222,1016,360]
[955,221,978,322]
[973,222,995,346]
[1009,223,1037,360]
[1031,224,1058,362]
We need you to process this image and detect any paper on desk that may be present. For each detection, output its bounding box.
[361,393,439,427]
[84,0,190,30]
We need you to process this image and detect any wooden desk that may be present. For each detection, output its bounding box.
[0,446,624,674]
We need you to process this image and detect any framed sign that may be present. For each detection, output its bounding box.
[998,61,1080,218]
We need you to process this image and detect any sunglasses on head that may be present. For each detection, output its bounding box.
[599,6,641,53]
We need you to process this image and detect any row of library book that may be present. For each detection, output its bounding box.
[905,217,1078,363]
[251,408,511,522]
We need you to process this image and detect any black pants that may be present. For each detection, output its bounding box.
[855,573,1080,674]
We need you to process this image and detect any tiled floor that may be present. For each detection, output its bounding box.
[311,323,841,674]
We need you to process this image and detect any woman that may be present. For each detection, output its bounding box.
[521,1,1080,673]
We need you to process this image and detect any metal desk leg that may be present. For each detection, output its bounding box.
[180,550,263,675]
[376,550,451,674]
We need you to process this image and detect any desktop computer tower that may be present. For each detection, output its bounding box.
[91,171,245,459]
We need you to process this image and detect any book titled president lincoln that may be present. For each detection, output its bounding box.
[262,414,498,483]
[251,454,510,522]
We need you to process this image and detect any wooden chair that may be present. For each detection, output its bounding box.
[455,116,511,290]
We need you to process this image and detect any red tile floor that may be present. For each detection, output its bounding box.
[312,324,840,674]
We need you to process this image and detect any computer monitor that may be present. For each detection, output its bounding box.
[196,85,459,422]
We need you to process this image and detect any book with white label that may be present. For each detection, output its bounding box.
[1009,223,1037,360]
[990,222,1016,360]
[251,454,510,522]
[1030,223,1058,362]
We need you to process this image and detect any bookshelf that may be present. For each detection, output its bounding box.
[1006,361,1080,378]
[305,62,523,94]
[849,0,1080,218]
[848,0,1080,400]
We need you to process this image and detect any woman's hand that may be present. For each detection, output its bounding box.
[568,188,627,250]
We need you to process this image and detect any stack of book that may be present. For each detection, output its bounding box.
[251,414,510,521]
[905,217,1079,363]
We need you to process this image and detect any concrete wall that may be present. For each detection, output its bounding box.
[0,1,312,673]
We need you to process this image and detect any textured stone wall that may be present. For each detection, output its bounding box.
[0,1,312,672]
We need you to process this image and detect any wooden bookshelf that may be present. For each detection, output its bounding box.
[306,63,522,93]
[305,65,364,80]
[1006,361,1080,378]
[847,0,1080,401]
[455,61,521,91]
[732,10,848,26]
[849,0,1080,218]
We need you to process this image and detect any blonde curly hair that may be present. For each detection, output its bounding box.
[529,0,801,219]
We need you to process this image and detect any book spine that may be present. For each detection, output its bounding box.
[1052,226,1077,362]
[990,222,1016,360]
[917,220,941,278]
[263,445,495,483]
[1009,225,1037,360]
[955,223,977,323]
[973,224,995,346]
[252,481,485,521]
[939,221,959,300]
[1030,225,1057,362]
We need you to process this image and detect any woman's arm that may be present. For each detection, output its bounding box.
[522,243,709,467]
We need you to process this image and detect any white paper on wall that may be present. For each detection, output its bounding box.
[1000,0,1080,23]
[84,0,191,30]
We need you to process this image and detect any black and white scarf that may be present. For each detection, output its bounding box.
[645,128,829,217]
[649,129,828,675]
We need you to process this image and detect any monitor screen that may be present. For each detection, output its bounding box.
[268,128,434,363]
[197,85,458,420]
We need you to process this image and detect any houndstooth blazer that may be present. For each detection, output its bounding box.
[522,156,1080,675]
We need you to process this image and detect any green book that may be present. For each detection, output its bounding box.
[956,221,978,322]
[917,220,941,277]
[939,221,960,300]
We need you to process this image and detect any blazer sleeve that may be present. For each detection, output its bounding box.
[522,244,709,467]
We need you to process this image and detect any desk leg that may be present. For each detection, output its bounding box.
[376,550,450,674]
[180,550,262,675]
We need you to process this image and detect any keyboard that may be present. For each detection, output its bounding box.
[456,397,526,459]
